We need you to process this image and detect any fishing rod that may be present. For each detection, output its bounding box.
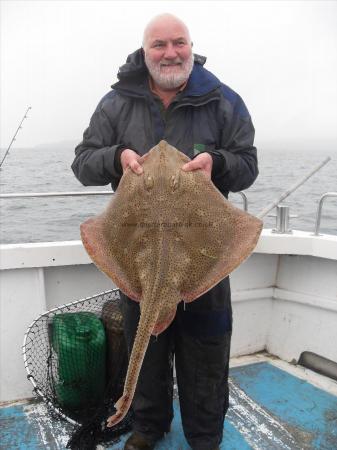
[257,156,331,219]
[0,106,32,170]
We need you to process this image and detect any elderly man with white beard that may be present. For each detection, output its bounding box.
[72,13,258,450]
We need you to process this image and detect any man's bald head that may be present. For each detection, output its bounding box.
[142,13,192,50]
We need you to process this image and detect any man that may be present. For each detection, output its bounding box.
[72,13,258,450]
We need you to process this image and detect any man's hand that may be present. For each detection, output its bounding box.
[181,153,213,180]
[120,149,144,174]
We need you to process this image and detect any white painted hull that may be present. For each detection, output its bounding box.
[1,230,337,403]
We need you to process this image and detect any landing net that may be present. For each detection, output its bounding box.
[22,289,133,449]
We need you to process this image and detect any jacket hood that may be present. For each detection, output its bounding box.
[113,48,221,97]
[116,48,148,80]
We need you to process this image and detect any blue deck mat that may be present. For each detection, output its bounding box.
[1,361,336,449]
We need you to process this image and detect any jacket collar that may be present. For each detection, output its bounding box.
[112,48,221,98]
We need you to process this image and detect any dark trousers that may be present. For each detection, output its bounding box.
[120,281,232,450]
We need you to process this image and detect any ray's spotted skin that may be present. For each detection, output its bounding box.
[80,141,263,427]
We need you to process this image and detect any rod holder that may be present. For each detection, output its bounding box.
[270,204,294,234]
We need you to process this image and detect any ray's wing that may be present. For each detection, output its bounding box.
[80,169,153,301]
[168,169,263,301]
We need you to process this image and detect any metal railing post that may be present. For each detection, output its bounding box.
[236,191,248,211]
[314,192,337,236]
[230,191,248,211]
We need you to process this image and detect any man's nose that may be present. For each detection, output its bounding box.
[163,43,178,59]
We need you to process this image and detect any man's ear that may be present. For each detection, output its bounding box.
[191,41,193,48]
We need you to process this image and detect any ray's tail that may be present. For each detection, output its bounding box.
[107,234,169,428]
[106,300,160,428]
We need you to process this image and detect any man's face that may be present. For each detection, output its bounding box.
[143,19,194,90]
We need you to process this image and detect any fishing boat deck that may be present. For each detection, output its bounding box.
[1,354,336,450]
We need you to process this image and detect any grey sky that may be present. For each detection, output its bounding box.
[1,0,337,151]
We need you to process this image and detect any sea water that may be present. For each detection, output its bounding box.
[0,145,336,244]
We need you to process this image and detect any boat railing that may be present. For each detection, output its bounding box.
[1,190,336,235]
[0,191,114,199]
[314,192,337,236]
[0,190,249,209]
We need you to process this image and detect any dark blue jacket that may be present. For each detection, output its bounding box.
[72,49,258,197]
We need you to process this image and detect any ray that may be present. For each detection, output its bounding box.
[80,140,263,427]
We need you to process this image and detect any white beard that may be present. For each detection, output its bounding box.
[145,53,194,90]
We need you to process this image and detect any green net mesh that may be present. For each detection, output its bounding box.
[23,289,133,449]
